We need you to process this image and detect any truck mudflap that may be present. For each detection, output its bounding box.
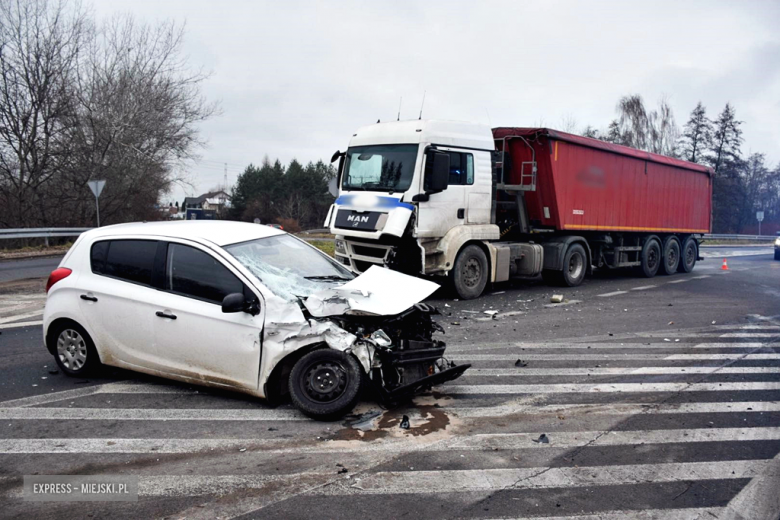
[378,363,471,403]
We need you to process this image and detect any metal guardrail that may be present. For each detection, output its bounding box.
[1,227,92,240]
[702,234,776,242]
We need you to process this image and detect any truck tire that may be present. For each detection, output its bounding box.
[450,244,488,300]
[640,237,662,278]
[543,243,587,287]
[775,250,780,261]
[660,237,681,275]
[678,237,697,273]
[289,349,363,421]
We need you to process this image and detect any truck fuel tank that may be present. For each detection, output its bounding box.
[489,243,544,282]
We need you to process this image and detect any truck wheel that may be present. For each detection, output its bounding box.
[289,349,363,421]
[450,244,488,300]
[640,237,662,278]
[775,250,780,261]
[660,237,681,275]
[678,237,697,273]
[541,243,587,287]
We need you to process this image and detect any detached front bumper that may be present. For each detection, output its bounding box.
[378,363,471,403]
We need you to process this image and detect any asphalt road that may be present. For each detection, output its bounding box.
[0,255,63,283]
[0,253,779,519]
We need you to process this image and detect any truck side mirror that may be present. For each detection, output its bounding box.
[424,150,450,194]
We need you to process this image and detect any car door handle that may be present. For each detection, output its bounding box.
[80,294,98,302]
[155,311,177,320]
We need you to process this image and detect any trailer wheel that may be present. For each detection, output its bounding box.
[289,349,363,421]
[542,243,587,287]
[450,244,488,300]
[660,237,681,275]
[640,237,662,278]
[678,237,697,273]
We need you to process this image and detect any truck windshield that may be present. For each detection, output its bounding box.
[225,234,354,301]
[342,144,419,192]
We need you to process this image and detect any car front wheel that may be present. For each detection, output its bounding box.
[289,349,363,421]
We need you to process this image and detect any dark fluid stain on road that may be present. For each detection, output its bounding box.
[333,405,451,441]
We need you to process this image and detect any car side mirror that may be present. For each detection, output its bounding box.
[222,293,260,315]
[424,149,449,194]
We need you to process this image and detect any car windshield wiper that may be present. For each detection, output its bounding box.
[303,275,353,281]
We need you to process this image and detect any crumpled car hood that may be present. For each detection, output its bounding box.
[303,266,439,317]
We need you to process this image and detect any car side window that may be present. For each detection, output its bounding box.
[98,240,158,285]
[447,151,474,186]
[166,243,244,304]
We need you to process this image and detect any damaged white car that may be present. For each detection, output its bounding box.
[43,221,469,420]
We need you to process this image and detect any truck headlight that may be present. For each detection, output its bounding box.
[335,239,347,255]
[775,238,780,247]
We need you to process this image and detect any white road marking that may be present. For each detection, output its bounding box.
[0,320,43,330]
[449,353,779,361]
[453,401,780,418]
[597,291,628,297]
[443,382,780,394]
[692,275,711,279]
[0,407,304,422]
[467,366,780,376]
[311,459,772,495]
[474,508,725,520]
[0,310,43,324]
[631,285,656,291]
[450,342,762,351]
[720,332,780,338]
[667,279,690,284]
[0,382,194,408]
[450,427,780,450]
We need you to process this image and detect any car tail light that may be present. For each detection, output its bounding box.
[46,268,72,293]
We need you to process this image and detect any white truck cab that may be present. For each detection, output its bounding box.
[326,120,507,297]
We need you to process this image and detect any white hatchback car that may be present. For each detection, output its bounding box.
[44,221,468,419]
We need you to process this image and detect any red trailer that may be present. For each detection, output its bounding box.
[492,128,712,286]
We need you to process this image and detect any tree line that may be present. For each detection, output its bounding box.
[580,95,779,234]
[0,0,213,228]
[229,157,335,232]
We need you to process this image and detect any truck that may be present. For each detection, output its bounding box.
[325,120,713,299]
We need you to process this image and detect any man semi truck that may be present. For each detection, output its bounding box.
[325,120,712,299]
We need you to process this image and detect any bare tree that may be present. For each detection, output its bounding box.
[0,0,88,226]
[614,94,679,156]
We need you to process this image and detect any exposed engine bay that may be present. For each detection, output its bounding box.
[332,303,470,403]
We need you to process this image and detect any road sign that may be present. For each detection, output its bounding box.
[88,180,106,227]
[756,211,764,222]
[88,180,106,198]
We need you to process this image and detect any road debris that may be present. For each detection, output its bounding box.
[399,415,410,429]
[450,321,460,326]
[532,433,549,444]
[550,295,564,303]
[48,369,59,375]
[483,310,499,316]
[515,359,528,367]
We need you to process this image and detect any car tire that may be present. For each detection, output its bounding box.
[660,237,681,275]
[639,237,662,278]
[450,244,488,300]
[542,243,587,287]
[678,237,697,273]
[289,349,363,421]
[49,321,101,377]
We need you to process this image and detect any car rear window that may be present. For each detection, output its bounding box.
[166,243,244,304]
[92,240,158,286]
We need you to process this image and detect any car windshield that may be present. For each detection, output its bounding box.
[342,144,419,192]
[224,234,354,301]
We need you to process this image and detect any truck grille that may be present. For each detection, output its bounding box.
[352,245,386,259]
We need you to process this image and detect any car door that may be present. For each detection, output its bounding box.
[151,241,264,391]
[416,148,474,238]
[77,239,161,369]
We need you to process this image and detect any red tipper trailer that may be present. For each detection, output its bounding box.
[492,128,712,234]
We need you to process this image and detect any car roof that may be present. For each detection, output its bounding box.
[81,220,285,247]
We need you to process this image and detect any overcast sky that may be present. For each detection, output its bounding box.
[91,0,780,204]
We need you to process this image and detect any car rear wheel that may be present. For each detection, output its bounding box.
[49,322,101,376]
[678,237,697,273]
[289,349,363,421]
[640,237,662,278]
[660,237,681,275]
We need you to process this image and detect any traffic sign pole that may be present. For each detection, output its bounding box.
[88,180,107,227]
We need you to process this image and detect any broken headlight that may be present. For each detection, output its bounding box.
[369,329,393,347]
